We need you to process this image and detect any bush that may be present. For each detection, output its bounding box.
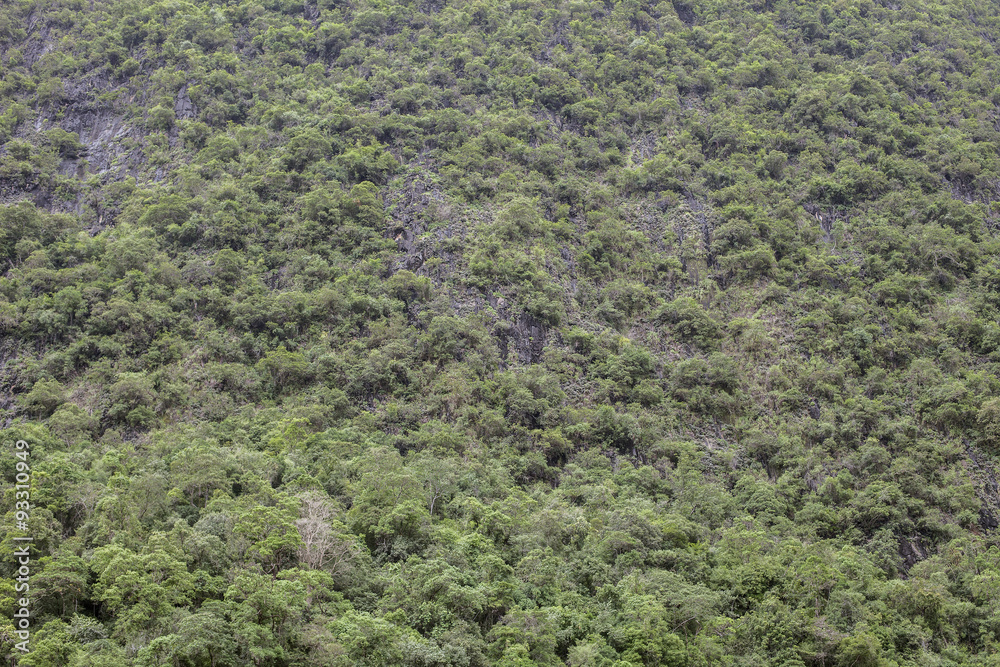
[21,378,66,418]
[656,297,720,350]
[258,346,312,391]
[147,105,175,131]
[48,403,97,442]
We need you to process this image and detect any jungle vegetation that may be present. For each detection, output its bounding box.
[2,0,1000,664]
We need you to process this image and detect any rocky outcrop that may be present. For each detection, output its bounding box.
[174,84,196,120]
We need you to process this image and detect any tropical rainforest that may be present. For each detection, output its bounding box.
[2,0,1000,664]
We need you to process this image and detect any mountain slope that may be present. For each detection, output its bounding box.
[3,0,1000,665]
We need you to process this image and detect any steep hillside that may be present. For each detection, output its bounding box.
[3,0,1000,664]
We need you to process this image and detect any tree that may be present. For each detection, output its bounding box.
[89,537,195,641]
[176,601,238,667]
[232,498,304,574]
[21,378,65,418]
[34,551,89,618]
[225,570,307,665]
[258,346,312,392]
[295,491,359,577]
[170,444,229,508]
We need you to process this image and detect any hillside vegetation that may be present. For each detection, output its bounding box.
[3,0,1000,664]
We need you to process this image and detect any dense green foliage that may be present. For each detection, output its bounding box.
[2,0,1000,664]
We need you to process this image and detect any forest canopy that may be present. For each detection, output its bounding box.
[2,0,1000,664]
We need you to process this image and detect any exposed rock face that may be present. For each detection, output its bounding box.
[496,311,547,366]
[671,0,695,25]
[174,84,196,120]
[386,176,552,368]
[899,536,928,570]
[304,0,320,23]
[63,109,130,174]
